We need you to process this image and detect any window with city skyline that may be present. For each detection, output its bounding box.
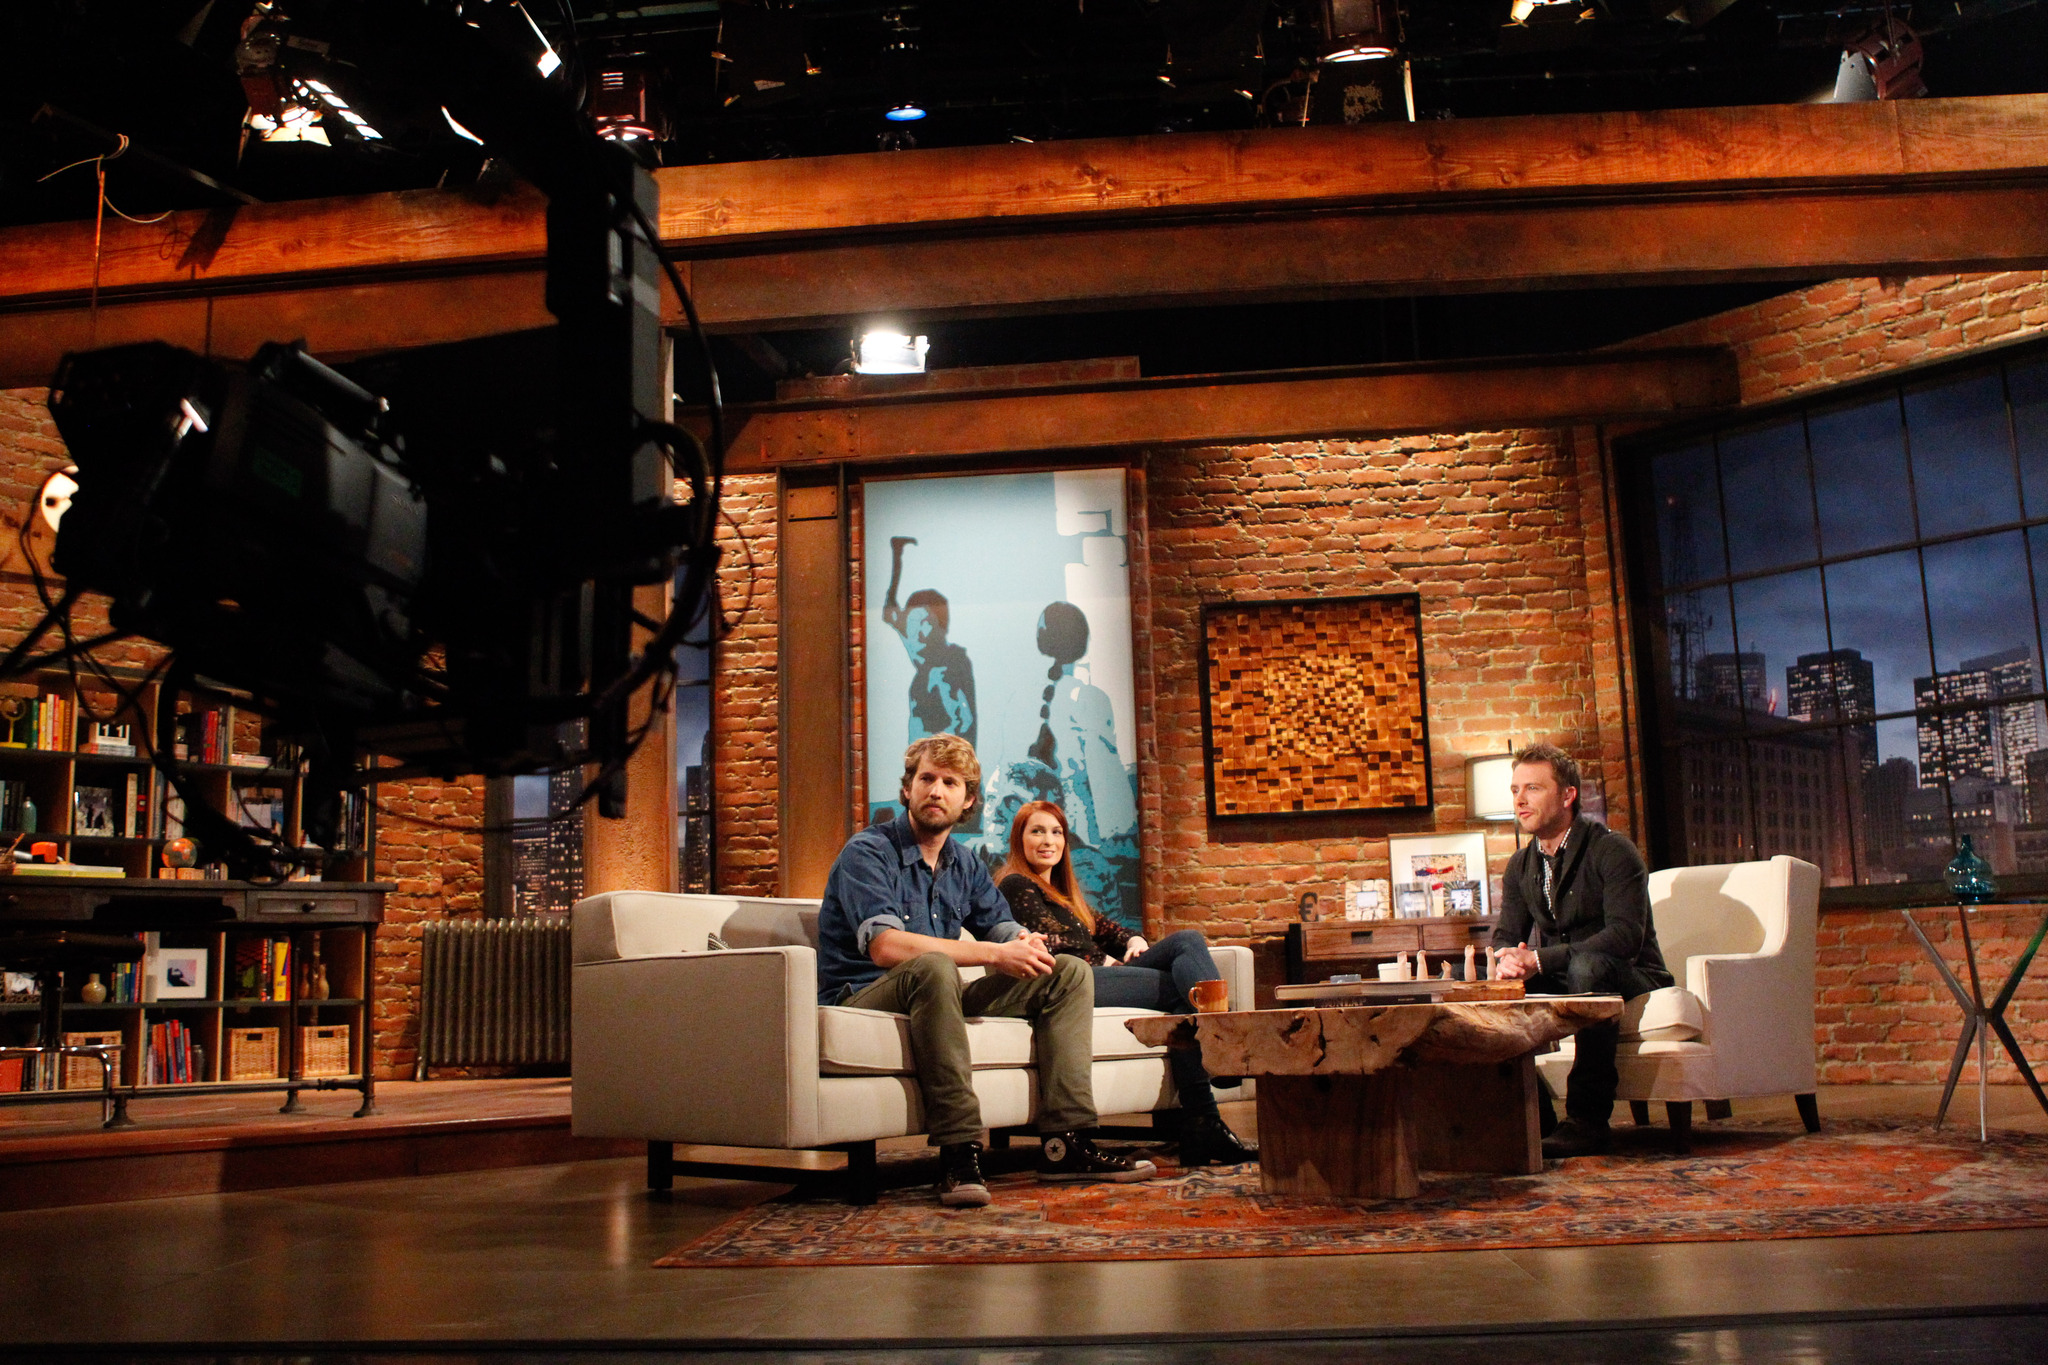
[1623,337,2048,889]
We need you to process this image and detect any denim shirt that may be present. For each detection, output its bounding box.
[815,814,1021,1005]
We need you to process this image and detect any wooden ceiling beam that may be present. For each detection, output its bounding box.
[678,181,2048,331]
[694,348,1739,471]
[1,96,2044,307]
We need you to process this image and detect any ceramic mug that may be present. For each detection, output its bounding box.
[1188,979,1230,1013]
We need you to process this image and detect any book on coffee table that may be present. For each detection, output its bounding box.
[1273,979,1528,1005]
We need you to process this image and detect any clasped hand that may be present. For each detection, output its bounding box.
[989,931,1058,978]
[1494,942,1542,981]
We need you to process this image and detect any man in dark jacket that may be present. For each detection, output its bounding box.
[1492,744,1673,1158]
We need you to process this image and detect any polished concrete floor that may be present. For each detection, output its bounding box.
[1,1086,2043,1356]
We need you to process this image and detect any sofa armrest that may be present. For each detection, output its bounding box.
[571,945,823,1149]
[1687,950,1816,1095]
[1213,945,1253,1010]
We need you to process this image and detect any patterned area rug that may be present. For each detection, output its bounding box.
[656,1119,2048,1268]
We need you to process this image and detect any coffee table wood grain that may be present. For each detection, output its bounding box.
[1128,997,1623,1199]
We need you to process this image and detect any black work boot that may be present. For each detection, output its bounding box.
[1178,1111,1258,1167]
[1541,1117,1613,1159]
[937,1141,992,1206]
[1035,1132,1158,1182]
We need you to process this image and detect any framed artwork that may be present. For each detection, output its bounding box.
[1386,831,1491,919]
[862,468,1144,930]
[148,946,209,1000]
[1197,593,1431,819]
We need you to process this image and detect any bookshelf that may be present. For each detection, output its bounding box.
[0,667,386,1113]
[0,881,386,1113]
[0,669,373,881]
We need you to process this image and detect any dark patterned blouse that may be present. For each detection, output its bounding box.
[998,873,1134,966]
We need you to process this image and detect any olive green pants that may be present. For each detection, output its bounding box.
[844,951,1096,1147]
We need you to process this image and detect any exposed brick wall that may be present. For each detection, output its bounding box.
[369,775,487,1079]
[1818,906,2047,1087]
[711,472,780,895]
[1635,271,2048,405]
[1142,430,1614,940]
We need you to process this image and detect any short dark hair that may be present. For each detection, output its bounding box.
[1512,743,1582,817]
[904,588,948,632]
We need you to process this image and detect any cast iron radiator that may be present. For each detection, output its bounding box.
[415,916,572,1078]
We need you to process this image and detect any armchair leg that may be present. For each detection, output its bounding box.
[1704,1099,1733,1122]
[1795,1092,1821,1133]
[1628,1101,1652,1127]
[647,1140,675,1192]
[835,1140,878,1205]
[1665,1101,1693,1154]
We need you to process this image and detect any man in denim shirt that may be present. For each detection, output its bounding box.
[820,734,1155,1206]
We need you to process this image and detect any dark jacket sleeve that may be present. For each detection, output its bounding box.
[1536,832,1653,977]
[1092,911,1134,961]
[1492,845,1534,951]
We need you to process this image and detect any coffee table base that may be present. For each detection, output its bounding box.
[1255,1055,1543,1199]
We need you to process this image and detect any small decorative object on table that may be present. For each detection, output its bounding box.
[1344,878,1391,921]
[79,972,107,1003]
[1944,835,1998,904]
[1296,890,1321,922]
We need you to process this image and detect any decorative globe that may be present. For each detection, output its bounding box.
[162,837,200,870]
[1944,835,1998,905]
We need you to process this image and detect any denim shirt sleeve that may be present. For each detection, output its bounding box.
[823,832,909,953]
[961,853,1022,943]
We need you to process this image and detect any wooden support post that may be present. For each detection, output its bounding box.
[1410,1054,1543,1176]
[1256,1072,1420,1199]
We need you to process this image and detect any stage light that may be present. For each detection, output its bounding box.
[590,57,666,143]
[1831,21,1925,101]
[878,8,927,126]
[1320,0,1398,61]
[885,102,927,122]
[442,107,486,145]
[1508,0,1576,23]
[854,331,928,375]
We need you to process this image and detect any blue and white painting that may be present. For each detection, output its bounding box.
[864,469,1143,930]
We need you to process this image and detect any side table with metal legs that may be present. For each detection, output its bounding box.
[1898,905,2048,1141]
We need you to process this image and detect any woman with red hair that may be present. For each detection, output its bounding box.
[997,800,1256,1167]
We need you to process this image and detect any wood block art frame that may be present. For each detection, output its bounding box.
[1198,594,1432,819]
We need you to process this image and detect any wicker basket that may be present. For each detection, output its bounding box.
[298,1024,352,1078]
[61,1031,123,1089]
[226,1027,280,1081]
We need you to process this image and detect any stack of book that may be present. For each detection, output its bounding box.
[77,721,136,757]
[0,693,76,751]
[227,937,294,1001]
[144,1018,202,1085]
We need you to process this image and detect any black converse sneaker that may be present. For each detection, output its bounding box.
[1034,1132,1158,1183]
[937,1141,992,1207]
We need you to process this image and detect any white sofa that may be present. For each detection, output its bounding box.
[1535,854,1822,1148]
[569,891,1254,1199]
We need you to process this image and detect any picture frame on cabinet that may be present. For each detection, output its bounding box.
[1386,831,1492,919]
[148,947,208,1000]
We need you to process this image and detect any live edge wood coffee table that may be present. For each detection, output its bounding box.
[1127,995,1623,1199]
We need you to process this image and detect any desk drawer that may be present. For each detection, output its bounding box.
[1302,924,1420,959]
[249,892,373,922]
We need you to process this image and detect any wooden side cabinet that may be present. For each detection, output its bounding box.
[1285,918,1498,985]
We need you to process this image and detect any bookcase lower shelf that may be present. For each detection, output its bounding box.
[0,878,389,1121]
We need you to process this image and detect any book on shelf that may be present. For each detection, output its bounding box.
[13,863,128,878]
[121,771,153,838]
[73,784,117,836]
[0,1055,24,1092]
[229,752,275,770]
[227,937,293,1002]
[79,721,135,757]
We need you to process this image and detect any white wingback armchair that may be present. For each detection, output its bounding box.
[1535,855,1822,1148]
[569,891,1254,1199]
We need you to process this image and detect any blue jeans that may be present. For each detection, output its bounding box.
[1091,930,1223,1114]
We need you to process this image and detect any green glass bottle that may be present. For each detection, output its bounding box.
[1944,834,1998,905]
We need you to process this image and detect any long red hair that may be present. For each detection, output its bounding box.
[999,800,1096,931]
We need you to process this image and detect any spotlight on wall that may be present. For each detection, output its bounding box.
[853,330,928,375]
[1320,0,1398,61]
[1466,752,1517,822]
[879,7,927,123]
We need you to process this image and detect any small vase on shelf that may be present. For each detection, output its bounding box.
[1944,835,1998,905]
[80,973,107,1004]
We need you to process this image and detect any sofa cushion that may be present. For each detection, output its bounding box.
[817,1005,1168,1076]
[1621,986,1705,1042]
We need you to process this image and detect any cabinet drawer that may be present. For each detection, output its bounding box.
[249,893,372,921]
[1302,923,1421,959]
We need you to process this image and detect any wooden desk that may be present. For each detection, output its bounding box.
[0,878,388,1118]
[1130,996,1622,1199]
[1285,917,1497,985]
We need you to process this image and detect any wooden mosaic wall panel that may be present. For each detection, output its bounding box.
[1200,595,1430,817]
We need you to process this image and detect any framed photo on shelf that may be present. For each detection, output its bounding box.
[1198,593,1431,820]
[148,946,208,1000]
[1386,831,1491,919]
[73,784,116,836]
